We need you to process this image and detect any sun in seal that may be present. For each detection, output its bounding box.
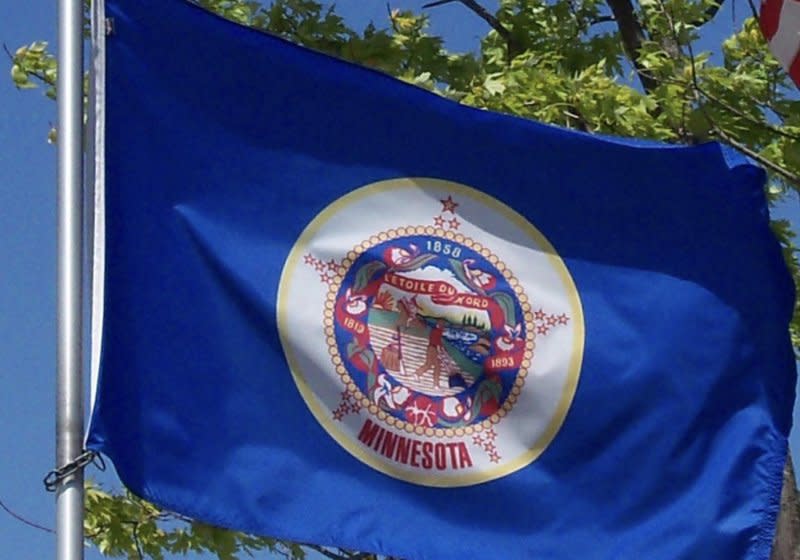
[278,178,584,487]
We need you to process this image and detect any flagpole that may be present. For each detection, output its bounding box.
[56,0,85,557]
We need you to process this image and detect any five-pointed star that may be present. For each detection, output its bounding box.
[440,195,459,213]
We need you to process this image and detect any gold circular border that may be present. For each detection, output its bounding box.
[277,177,585,487]
[325,227,534,436]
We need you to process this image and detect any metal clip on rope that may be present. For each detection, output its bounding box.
[43,450,106,492]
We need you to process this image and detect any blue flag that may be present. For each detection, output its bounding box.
[88,1,797,558]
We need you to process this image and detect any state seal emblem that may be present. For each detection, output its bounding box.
[278,178,584,486]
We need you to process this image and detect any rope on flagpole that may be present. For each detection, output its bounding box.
[0,496,55,534]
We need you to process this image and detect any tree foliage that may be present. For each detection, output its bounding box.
[9,0,800,558]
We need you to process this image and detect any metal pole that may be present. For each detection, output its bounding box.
[56,0,84,557]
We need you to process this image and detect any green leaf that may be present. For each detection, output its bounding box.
[491,292,517,326]
[354,260,385,291]
[784,142,800,169]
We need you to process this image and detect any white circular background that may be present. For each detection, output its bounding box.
[278,178,583,486]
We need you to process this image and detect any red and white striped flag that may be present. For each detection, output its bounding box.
[761,0,800,85]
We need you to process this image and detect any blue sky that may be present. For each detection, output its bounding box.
[0,0,798,559]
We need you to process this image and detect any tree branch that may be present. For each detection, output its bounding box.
[589,14,616,25]
[680,28,800,187]
[303,544,364,560]
[126,521,145,560]
[2,43,56,88]
[689,0,727,27]
[565,104,592,132]
[711,126,800,186]
[745,0,760,20]
[696,85,800,142]
[423,0,521,58]
[771,455,800,560]
[605,0,659,92]
[650,0,684,60]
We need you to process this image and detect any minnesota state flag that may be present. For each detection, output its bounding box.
[87,0,797,558]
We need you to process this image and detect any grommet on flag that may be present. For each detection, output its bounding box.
[43,451,106,493]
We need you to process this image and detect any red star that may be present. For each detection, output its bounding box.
[440,195,459,214]
[537,324,550,335]
[489,451,501,463]
[546,315,557,327]
[534,309,546,321]
[320,272,330,283]
[327,259,338,271]
[448,217,461,230]
[434,215,446,227]
[304,254,315,265]
[314,261,326,272]
[558,314,569,325]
